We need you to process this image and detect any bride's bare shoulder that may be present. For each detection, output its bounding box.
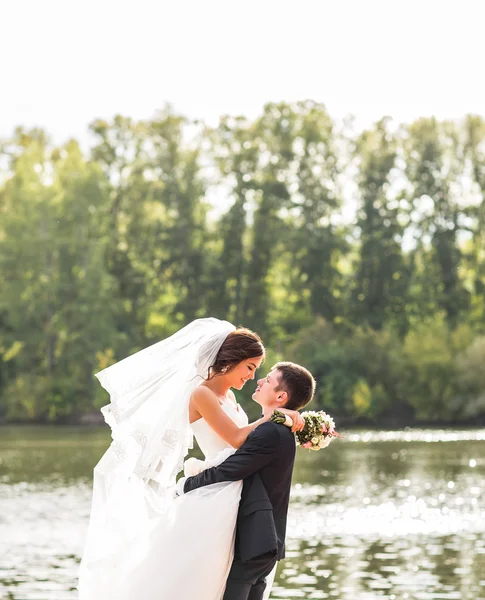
[189,385,219,422]
[191,384,218,405]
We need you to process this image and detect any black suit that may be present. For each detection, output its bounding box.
[184,421,296,600]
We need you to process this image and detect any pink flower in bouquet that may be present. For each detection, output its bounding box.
[302,441,313,449]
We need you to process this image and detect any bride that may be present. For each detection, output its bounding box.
[78,318,302,600]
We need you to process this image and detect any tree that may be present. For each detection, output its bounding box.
[208,116,259,322]
[351,118,410,333]
[147,110,209,324]
[289,100,346,325]
[0,131,116,420]
[242,103,298,339]
[404,118,470,328]
[464,115,485,324]
[89,115,153,349]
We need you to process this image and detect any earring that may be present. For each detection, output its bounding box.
[221,366,228,374]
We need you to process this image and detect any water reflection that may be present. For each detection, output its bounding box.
[1,427,484,599]
[273,533,485,599]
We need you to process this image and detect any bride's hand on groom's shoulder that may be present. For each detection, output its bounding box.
[278,408,305,433]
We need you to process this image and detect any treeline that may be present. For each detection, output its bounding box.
[0,101,484,424]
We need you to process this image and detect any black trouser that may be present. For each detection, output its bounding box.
[223,552,277,600]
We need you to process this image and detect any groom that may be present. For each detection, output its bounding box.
[182,361,316,600]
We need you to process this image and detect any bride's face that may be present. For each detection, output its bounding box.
[228,356,263,390]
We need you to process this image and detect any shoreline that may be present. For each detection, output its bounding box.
[1,417,485,429]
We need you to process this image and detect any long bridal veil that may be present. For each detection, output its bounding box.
[77,318,235,599]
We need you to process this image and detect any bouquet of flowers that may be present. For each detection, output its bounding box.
[270,409,342,451]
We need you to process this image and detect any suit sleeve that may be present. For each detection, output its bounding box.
[184,422,280,493]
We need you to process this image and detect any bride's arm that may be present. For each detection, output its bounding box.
[191,387,268,449]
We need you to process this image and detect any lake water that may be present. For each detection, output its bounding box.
[1,426,484,600]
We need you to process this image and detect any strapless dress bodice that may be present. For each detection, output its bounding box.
[190,402,248,459]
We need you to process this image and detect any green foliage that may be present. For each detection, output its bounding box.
[1,108,484,423]
[352,379,372,415]
[404,118,471,328]
[401,320,475,420]
[351,118,411,334]
[456,336,485,417]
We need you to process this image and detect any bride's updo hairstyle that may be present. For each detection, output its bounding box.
[207,328,265,380]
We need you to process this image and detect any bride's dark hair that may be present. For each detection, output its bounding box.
[207,328,265,380]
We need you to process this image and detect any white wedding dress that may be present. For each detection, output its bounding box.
[80,402,275,600]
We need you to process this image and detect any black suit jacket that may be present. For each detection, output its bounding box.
[184,421,296,562]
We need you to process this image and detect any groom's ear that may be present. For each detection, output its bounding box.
[276,390,288,405]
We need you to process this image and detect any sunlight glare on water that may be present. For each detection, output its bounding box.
[1,426,484,600]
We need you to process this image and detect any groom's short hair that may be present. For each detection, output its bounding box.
[273,362,316,411]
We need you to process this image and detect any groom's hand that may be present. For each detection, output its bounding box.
[183,422,281,493]
[176,476,187,496]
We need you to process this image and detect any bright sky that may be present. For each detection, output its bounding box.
[1,0,484,144]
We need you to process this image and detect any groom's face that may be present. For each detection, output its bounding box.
[252,369,282,407]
